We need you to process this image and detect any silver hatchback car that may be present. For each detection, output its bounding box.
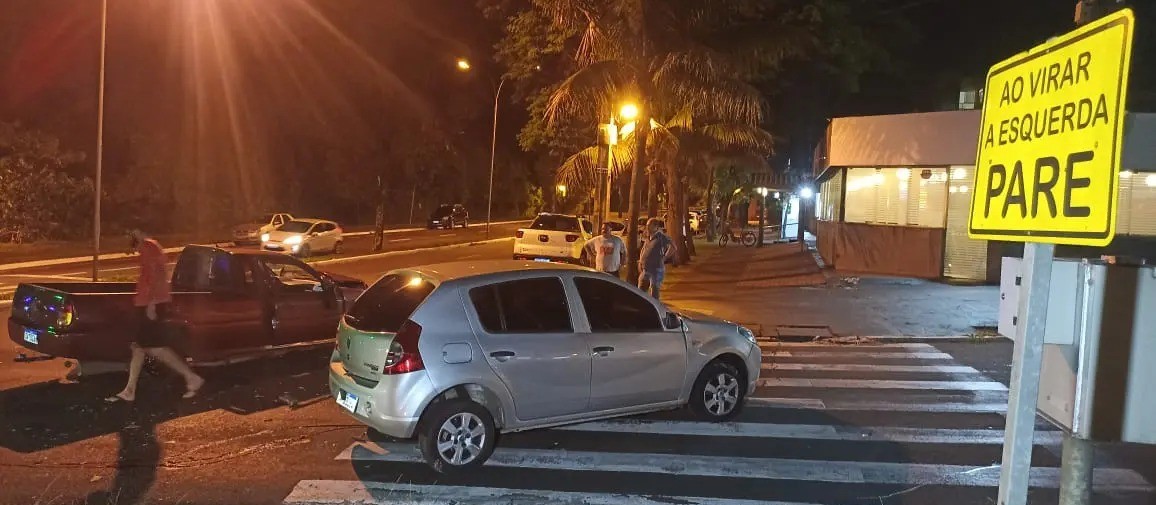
[328,261,761,474]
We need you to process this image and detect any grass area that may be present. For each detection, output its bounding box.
[0,232,227,265]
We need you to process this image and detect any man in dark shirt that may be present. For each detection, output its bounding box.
[638,218,674,299]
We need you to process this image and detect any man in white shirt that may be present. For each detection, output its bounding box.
[584,222,626,278]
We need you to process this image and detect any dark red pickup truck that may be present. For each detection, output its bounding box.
[7,245,366,364]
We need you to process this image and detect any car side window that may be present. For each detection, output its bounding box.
[469,277,572,333]
[574,277,663,332]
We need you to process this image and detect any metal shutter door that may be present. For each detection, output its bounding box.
[944,166,988,280]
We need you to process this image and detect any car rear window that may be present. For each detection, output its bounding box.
[345,274,435,332]
[529,215,579,232]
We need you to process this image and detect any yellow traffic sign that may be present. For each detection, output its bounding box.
[968,9,1135,246]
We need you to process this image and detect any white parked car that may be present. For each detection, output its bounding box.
[233,213,292,245]
[329,261,761,474]
[513,213,594,265]
[262,218,343,257]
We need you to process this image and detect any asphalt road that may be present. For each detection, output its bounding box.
[0,240,1153,505]
[0,221,527,300]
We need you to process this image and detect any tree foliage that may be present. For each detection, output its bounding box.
[0,122,92,242]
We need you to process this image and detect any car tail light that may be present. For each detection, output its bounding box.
[516,230,524,238]
[565,234,579,242]
[382,319,424,375]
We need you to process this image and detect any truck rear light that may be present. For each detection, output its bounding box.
[565,234,579,242]
[382,319,424,375]
[516,230,524,238]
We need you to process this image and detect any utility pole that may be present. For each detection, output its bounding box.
[1056,6,1113,504]
[92,0,108,281]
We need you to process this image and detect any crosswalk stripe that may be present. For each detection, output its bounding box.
[763,363,981,373]
[765,351,955,359]
[758,341,938,351]
[283,480,817,505]
[757,378,1008,391]
[336,443,1152,490]
[553,420,1061,445]
[747,397,1009,413]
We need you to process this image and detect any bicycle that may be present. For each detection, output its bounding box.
[718,223,757,247]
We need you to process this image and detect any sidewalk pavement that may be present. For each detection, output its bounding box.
[663,239,1000,340]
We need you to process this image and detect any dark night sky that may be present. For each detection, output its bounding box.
[0,0,1150,181]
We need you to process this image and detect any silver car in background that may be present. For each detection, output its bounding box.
[328,261,761,474]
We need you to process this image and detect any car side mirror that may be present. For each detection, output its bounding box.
[663,311,681,330]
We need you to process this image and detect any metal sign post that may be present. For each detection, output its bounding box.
[967,8,1136,505]
[997,242,1053,505]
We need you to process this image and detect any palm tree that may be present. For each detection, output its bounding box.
[558,107,772,264]
[538,0,806,281]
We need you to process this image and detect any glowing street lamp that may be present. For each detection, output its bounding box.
[556,184,568,197]
[455,57,505,239]
[619,103,639,121]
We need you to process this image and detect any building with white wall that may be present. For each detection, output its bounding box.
[812,110,1156,281]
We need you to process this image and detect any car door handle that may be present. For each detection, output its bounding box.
[592,346,615,355]
[489,351,516,361]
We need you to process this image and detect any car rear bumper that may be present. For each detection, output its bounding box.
[328,357,438,439]
[7,318,130,361]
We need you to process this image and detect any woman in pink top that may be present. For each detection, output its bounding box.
[106,230,204,403]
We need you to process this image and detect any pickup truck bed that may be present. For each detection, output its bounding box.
[7,245,366,364]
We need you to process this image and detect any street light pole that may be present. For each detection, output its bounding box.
[485,78,505,240]
[92,0,108,282]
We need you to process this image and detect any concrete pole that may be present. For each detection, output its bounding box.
[1059,433,1094,505]
[1057,4,1109,504]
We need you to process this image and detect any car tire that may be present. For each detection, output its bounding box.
[418,399,497,475]
[333,241,342,254]
[688,360,746,422]
[461,219,468,229]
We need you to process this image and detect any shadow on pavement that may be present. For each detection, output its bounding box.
[80,408,159,505]
[0,347,333,454]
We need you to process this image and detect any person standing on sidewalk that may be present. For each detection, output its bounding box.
[638,218,674,299]
[106,230,204,403]
[584,223,626,278]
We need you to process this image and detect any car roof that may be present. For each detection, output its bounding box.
[404,260,591,283]
[286,218,330,224]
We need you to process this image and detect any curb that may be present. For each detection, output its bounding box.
[0,220,528,272]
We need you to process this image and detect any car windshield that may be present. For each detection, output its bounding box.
[529,214,579,232]
[279,221,313,233]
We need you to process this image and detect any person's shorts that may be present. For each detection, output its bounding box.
[133,304,169,348]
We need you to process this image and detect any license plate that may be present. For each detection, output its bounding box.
[534,258,551,262]
[336,389,358,412]
[23,328,38,345]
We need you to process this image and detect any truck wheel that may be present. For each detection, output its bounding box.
[418,399,497,475]
[688,360,746,422]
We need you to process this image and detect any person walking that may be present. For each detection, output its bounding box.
[106,230,204,403]
[584,222,626,278]
[638,218,674,299]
